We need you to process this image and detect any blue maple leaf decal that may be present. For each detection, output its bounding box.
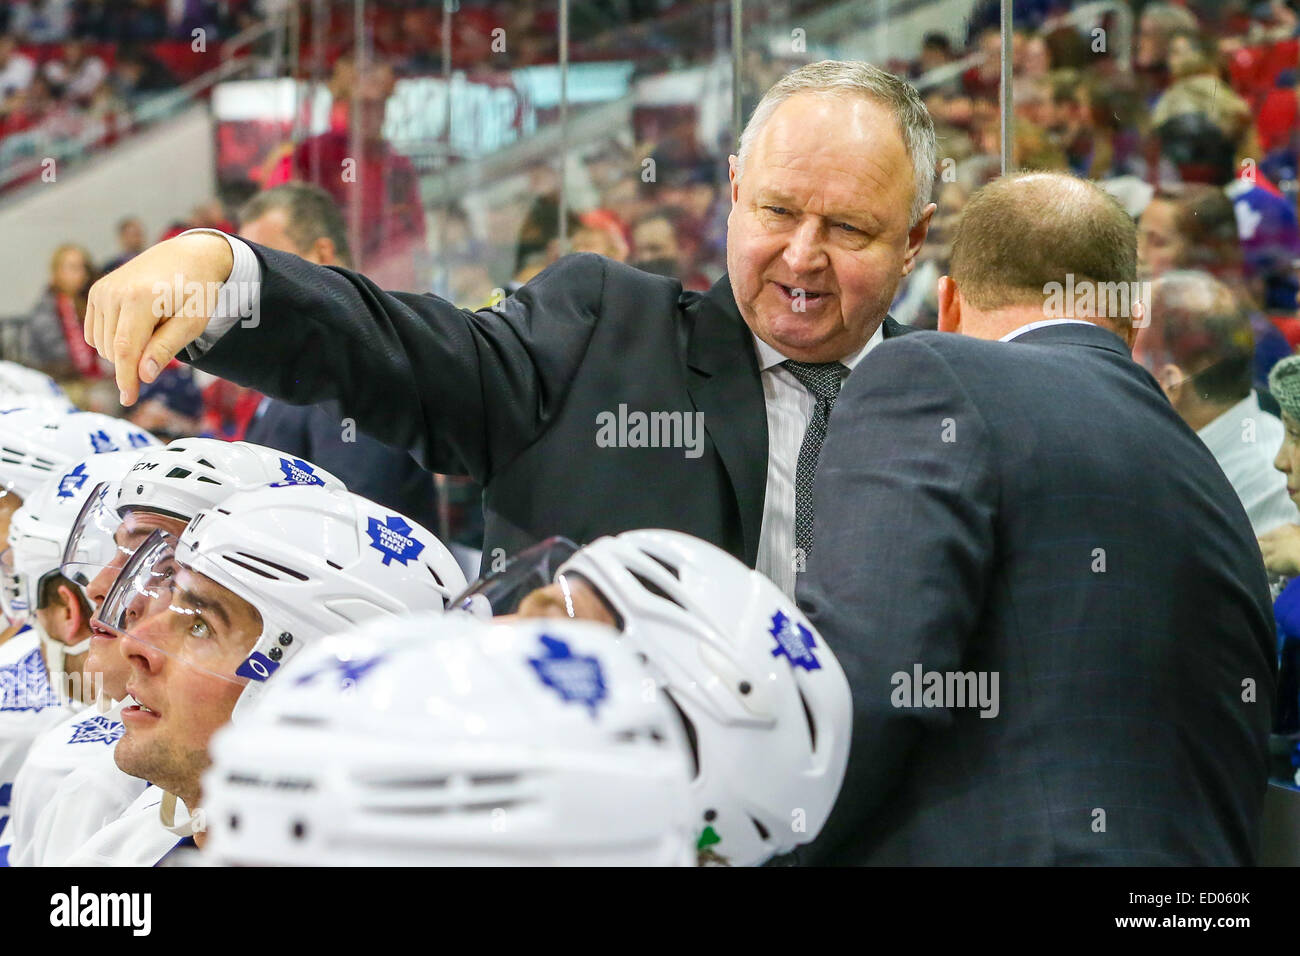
[528,634,607,718]
[68,714,125,745]
[769,610,821,671]
[293,652,387,689]
[365,515,425,566]
[276,457,326,487]
[89,430,118,454]
[128,432,153,448]
[57,462,90,499]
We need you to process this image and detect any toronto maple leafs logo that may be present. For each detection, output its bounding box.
[57,462,91,499]
[769,610,821,671]
[89,430,119,454]
[293,652,387,691]
[0,648,60,712]
[528,635,607,718]
[366,516,425,567]
[128,432,153,449]
[68,714,124,745]
[275,457,326,487]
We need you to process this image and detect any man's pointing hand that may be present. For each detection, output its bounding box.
[85,232,235,405]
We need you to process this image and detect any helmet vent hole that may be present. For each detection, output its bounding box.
[196,476,221,485]
[196,458,214,468]
[233,552,309,581]
[165,468,191,479]
[643,553,681,578]
[798,688,818,752]
[326,560,343,570]
[291,821,306,840]
[663,689,699,780]
[751,816,770,841]
[229,815,239,831]
[628,571,684,609]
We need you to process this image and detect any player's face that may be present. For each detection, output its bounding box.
[86,511,187,702]
[114,566,263,800]
[0,491,23,557]
[1275,411,1300,506]
[727,92,932,363]
[516,574,619,627]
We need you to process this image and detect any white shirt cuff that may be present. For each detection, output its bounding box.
[176,228,261,357]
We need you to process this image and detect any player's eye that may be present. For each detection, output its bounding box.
[764,206,790,216]
[189,616,212,640]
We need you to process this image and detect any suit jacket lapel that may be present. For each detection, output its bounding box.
[685,274,768,567]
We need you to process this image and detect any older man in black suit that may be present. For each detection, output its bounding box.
[799,172,1277,865]
[82,60,935,593]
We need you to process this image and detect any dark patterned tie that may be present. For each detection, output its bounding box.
[783,360,848,564]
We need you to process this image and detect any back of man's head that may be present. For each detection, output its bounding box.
[1138,269,1254,414]
[239,182,353,269]
[946,171,1139,340]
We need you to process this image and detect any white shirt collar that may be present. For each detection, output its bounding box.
[999,318,1096,343]
[753,321,885,372]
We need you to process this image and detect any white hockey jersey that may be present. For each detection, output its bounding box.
[61,784,192,867]
[23,738,151,866]
[0,697,130,867]
[0,628,71,859]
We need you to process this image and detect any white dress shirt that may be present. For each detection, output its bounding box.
[1197,392,1298,536]
[754,324,884,597]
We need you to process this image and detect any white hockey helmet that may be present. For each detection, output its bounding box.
[97,485,467,716]
[3,450,144,696]
[202,615,696,866]
[554,529,852,866]
[0,408,157,502]
[60,438,345,588]
[0,361,72,411]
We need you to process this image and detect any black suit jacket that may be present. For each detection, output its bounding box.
[798,323,1277,865]
[192,247,911,569]
[243,397,442,535]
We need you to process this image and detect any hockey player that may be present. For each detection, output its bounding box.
[0,450,151,865]
[65,484,465,865]
[16,438,346,866]
[202,614,696,866]
[500,528,853,866]
[0,409,157,846]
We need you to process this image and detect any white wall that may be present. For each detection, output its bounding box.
[0,103,217,316]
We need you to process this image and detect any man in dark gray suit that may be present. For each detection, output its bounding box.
[799,172,1277,865]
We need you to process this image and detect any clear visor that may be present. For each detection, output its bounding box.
[95,529,268,687]
[448,536,580,618]
[60,480,132,597]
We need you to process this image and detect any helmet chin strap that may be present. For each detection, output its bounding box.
[37,626,92,706]
[160,792,206,837]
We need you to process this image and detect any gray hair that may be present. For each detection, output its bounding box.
[735,60,937,228]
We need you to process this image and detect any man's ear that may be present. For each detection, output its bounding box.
[56,582,91,642]
[902,202,936,276]
[307,236,338,268]
[937,275,961,334]
[1157,362,1185,401]
[728,154,741,205]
